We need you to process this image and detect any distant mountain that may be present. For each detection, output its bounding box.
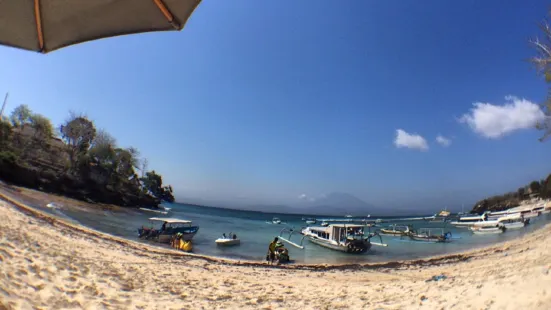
[176,192,418,216]
[296,192,387,216]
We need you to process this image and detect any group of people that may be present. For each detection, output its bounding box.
[222,233,238,240]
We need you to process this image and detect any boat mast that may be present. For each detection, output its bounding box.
[0,93,8,119]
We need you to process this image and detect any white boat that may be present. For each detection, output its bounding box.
[215,233,240,246]
[272,217,282,224]
[320,221,329,227]
[450,214,486,227]
[46,202,61,209]
[470,224,505,234]
[498,215,528,229]
[299,224,387,253]
[139,207,168,215]
[305,218,317,224]
[344,214,353,218]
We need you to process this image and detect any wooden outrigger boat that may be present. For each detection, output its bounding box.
[138,217,199,243]
[277,224,387,253]
[379,224,411,236]
[407,228,452,243]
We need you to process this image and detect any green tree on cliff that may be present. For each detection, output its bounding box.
[60,113,97,171]
[9,104,32,129]
[140,170,175,203]
[530,16,551,141]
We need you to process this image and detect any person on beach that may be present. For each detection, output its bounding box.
[268,237,279,264]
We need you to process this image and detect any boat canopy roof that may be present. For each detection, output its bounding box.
[328,224,365,228]
[148,217,192,224]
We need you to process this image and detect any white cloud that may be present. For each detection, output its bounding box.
[298,194,315,202]
[436,135,451,147]
[394,129,429,151]
[459,95,545,139]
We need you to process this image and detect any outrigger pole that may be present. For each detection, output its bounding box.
[277,228,305,249]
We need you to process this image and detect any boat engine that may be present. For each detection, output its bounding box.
[346,239,370,253]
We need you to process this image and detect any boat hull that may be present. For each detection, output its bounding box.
[215,238,240,246]
[408,235,446,242]
[471,228,504,234]
[138,226,199,243]
[502,222,526,229]
[307,236,371,253]
[449,221,479,227]
[522,212,539,219]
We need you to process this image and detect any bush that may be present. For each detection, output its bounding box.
[0,151,19,166]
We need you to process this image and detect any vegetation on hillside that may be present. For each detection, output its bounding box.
[471,14,551,214]
[471,175,551,213]
[0,105,174,208]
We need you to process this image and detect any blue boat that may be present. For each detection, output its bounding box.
[138,217,199,243]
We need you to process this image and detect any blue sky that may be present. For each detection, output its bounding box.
[1,0,551,211]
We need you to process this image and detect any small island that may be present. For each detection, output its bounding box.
[0,105,174,209]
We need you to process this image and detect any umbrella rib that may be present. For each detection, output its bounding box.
[152,0,182,30]
[34,0,45,52]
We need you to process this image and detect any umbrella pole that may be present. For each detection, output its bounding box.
[0,93,8,119]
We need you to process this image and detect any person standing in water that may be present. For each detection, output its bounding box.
[268,237,279,264]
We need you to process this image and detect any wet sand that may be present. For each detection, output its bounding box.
[1,192,551,309]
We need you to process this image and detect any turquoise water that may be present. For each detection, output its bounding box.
[28,200,551,264]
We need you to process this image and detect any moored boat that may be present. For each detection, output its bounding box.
[408,228,452,243]
[139,207,169,215]
[498,215,528,229]
[320,221,329,227]
[272,217,282,224]
[470,224,505,234]
[138,217,199,243]
[300,224,387,253]
[450,214,486,227]
[305,218,317,224]
[379,224,410,236]
[215,232,240,246]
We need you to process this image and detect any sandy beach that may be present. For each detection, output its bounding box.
[1,193,551,309]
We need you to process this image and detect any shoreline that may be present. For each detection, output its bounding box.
[0,190,545,270]
[2,192,551,309]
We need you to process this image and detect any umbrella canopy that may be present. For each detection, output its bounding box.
[0,0,201,53]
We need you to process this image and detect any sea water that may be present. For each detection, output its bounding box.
[26,200,551,264]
